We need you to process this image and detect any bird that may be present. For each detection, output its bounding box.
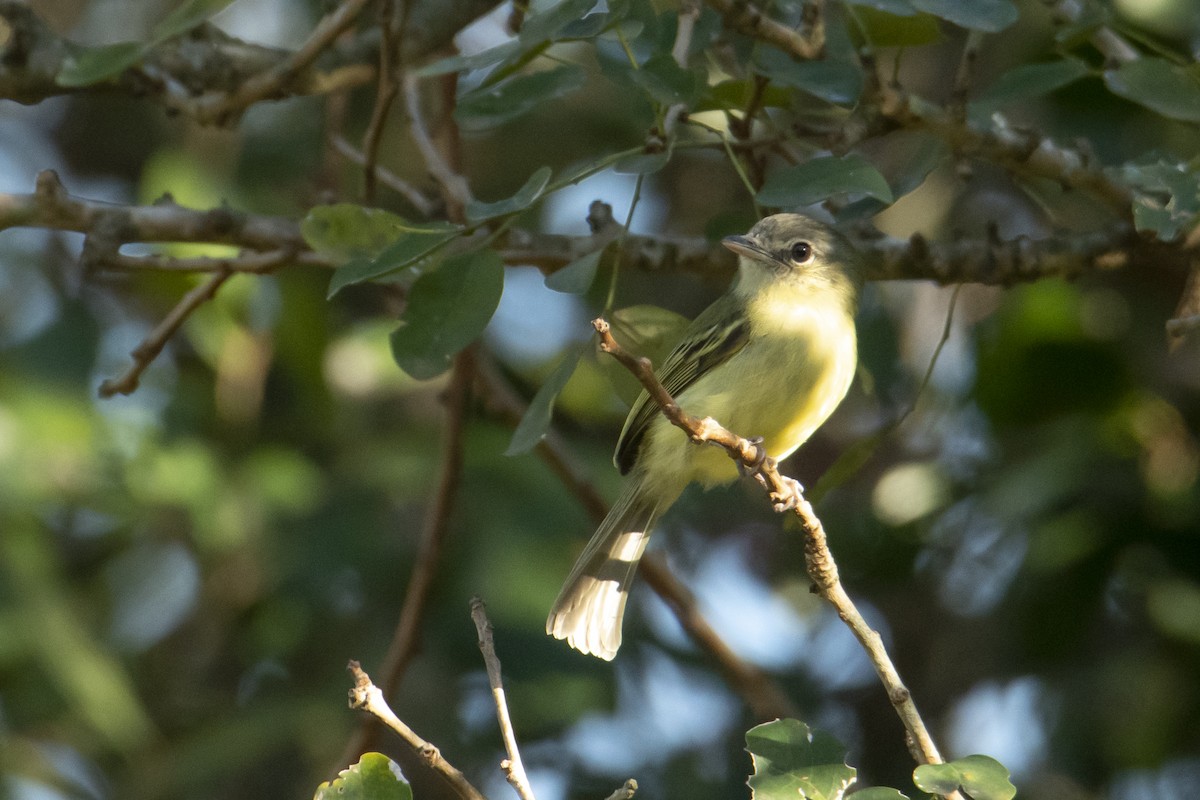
[546,213,864,660]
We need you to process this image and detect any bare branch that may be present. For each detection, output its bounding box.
[705,0,822,60]
[329,135,437,216]
[469,597,536,800]
[404,74,474,218]
[98,269,233,397]
[603,779,639,800]
[347,661,487,800]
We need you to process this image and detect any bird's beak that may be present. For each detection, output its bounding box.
[721,234,769,260]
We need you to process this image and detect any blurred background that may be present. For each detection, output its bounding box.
[2,1,1200,799]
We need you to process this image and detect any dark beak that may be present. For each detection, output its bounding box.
[722,234,773,263]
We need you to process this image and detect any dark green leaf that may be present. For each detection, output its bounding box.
[1110,159,1200,240]
[465,166,553,223]
[313,752,412,800]
[326,224,461,298]
[913,755,1016,800]
[971,58,1091,117]
[752,49,864,106]
[456,65,589,130]
[301,204,420,263]
[152,0,239,41]
[910,0,1018,31]
[844,0,916,13]
[850,789,910,800]
[851,8,941,46]
[745,719,855,800]
[558,11,611,39]
[505,347,584,455]
[614,150,671,175]
[629,52,703,107]
[1104,58,1200,122]
[545,249,605,294]
[757,154,893,208]
[414,41,522,78]
[520,0,599,45]
[390,249,504,380]
[56,42,146,87]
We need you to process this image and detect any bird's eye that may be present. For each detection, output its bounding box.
[789,241,813,263]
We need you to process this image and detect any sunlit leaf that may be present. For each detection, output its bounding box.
[56,42,146,87]
[545,248,605,294]
[152,0,239,41]
[301,204,420,263]
[971,58,1091,117]
[757,154,893,208]
[913,755,1016,800]
[326,223,461,298]
[745,719,856,800]
[851,8,941,46]
[465,166,553,223]
[505,346,584,455]
[850,789,910,800]
[390,249,504,380]
[456,65,588,130]
[910,0,1018,31]
[1104,58,1200,123]
[313,753,412,800]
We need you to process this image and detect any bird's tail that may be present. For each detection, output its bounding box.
[546,480,660,660]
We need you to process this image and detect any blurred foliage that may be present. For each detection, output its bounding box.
[2,1,1200,800]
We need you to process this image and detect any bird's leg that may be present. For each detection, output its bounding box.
[737,436,767,477]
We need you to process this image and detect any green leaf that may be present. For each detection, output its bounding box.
[850,789,910,800]
[909,0,1018,31]
[614,150,671,175]
[313,752,412,800]
[752,49,864,106]
[757,154,893,208]
[1104,58,1200,122]
[971,58,1091,117]
[389,249,505,380]
[1109,159,1200,240]
[602,305,691,406]
[326,223,461,298]
[465,166,553,223]
[913,755,1016,800]
[301,204,420,264]
[56,42,147,87]
[629,52,703,107]
[520,0,600,45]
[851,8,941,46]
[545,248,605,294]
[844,0,916,13]
[152,0,239,41]
[456,65,588,130]
[745,719,856,800]
[505,347,584,455]
[414,40,522,78]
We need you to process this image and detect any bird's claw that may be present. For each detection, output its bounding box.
[737,436,767,477]
[771,476,804,513]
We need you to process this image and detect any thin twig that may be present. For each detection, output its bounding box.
[347,661,487,800]
[469,596,536,800]
[94,248,322,274]
[362,0,402,204]
[603,779,639,800]
[472,357,798,720]
[590,318,948,770]
[98,269,233,397]
[704,0,822,59]
[404,73,474,218]
[339,348,475,765]
[329,135,436,215]
[188,0,376,124]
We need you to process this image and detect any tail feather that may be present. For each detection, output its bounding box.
[546,482,658,660]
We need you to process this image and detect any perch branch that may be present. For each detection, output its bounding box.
[347,661,487,800]
[591,318,947,769]
[470,597,536,800]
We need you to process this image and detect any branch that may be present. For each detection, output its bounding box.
[347,661,487,800]
[591,318,948,770]
[404,73,474,218]
[472,357,798,721]
[469,597,536,800]
[705,0,822,60]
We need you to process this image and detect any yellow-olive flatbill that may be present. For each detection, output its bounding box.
[546,213,864,660]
